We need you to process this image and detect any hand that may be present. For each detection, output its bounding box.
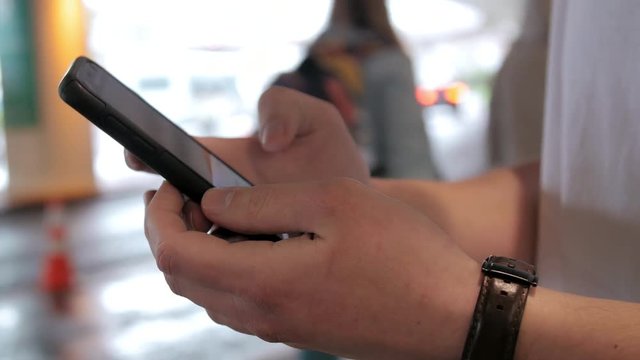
[144,179,480,359]
[126,86,370,185]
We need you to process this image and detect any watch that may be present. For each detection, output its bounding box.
[461,256,538,360]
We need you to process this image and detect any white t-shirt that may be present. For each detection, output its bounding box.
[537,0,640,302]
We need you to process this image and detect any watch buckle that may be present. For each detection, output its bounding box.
[482,256,538,286]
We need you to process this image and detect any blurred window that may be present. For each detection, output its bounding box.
[83,0,332,191]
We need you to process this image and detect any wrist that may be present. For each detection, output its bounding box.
[514,287,586,360]
[514,286,551,360]
[514,287,639,360]
[446,259,485,360]
[369,250,481,360]
[413,255,482,360]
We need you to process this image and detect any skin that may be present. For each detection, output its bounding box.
[372,162,540,263]
[131,87,640,359]
[144,180,480,359]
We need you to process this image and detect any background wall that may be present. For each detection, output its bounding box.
[1,0,95,207]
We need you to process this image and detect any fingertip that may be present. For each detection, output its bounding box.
[124,150,143,170]
[259,122,290,152]
[258,87,306,152]
[143,182,190,243]
[183,201,212,232]
[143,190,157,207]
[152,181,188,210]
[202,187,236,217]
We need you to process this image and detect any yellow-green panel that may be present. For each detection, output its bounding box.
[0,0,39,128]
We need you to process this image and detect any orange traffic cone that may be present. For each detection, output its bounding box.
[41,200,74,310]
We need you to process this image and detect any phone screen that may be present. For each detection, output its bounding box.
[77,60,251,188]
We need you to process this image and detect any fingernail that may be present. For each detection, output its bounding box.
[187,211,195,230]
[202,189,235,214]
[260,123,284,151]
[259,126,269,145]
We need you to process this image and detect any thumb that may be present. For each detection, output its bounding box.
[201,181,344,237]
[257,86,336,152]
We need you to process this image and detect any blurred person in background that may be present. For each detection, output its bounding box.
[129,0,640,358]
[273,0,438,179]
[487,0,552,168]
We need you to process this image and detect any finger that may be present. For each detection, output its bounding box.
[162,273,238,321]
[147,182,344,296]
[124,149,155,173]
[151,227,303,295]
[143,190,156,207]
[162,274,263,335]
[198,290,295,343]
[194,137,262,183]
[201,179,357,236]
[182,200,212,232]
[144,181,189,256]
[257,86,340,152]
[145,185,291,290]
[145,184,258,291]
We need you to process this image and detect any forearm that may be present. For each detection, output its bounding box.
[517,287,640,359]
[372,162,540,262]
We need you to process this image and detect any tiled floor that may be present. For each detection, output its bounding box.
[0,193,300,360]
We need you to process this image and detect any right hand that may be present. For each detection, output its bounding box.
[143,179,480,359]
[125,86,370,185]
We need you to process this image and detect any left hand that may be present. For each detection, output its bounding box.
[144,179,480,359]
[127,86,370,185]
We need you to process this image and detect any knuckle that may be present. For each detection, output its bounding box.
[154,239,176,275]
[333,177,365,191]
[143,222,151,240]
[164,274,182,296]
[143,210,155,239]
[246,188,274,221]
[253,321,286,343]
[241,284,295,344]
[319,177,364,206]
[307,178,368,221]
[247,280,284,315]
[323,101,342,120]
[206,309,229,327]
[258,86,285,111]
[311,98,345,128]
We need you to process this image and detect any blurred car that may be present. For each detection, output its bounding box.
[415,81,470,109]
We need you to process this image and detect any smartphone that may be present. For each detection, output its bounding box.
[58,56,284,240]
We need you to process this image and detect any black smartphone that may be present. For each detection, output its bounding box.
[58,56,284,240]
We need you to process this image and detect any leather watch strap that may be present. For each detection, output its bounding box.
[461,256,537,360]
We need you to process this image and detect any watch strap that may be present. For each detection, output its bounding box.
[461,256,537,360]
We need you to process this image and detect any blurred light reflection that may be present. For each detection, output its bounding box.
[0,304,20,330]
[111,312,215,356]
[389,0,483,40]
[99,272,192,314]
